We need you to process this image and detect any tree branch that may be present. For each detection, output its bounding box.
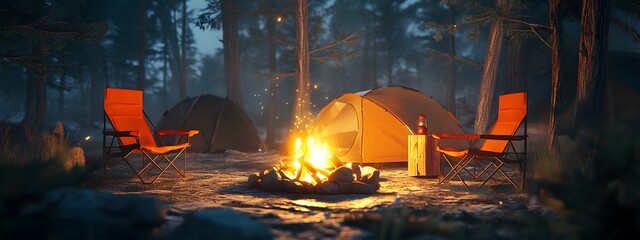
[611,16,640,43]
[426,48,483,68]
[529,27,551,49]
[309,33,359,55]
[499,14,552,30]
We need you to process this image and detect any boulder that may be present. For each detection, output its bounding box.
[168,209,272,240]
[328,166,354,183]
[63,147,86,170]
[21,188,165,239]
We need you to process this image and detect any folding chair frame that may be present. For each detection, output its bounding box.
[435,92,528,191]
[103,105,195,184]
[436,130,527,191]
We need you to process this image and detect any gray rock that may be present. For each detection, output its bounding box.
[316,181,341,195]
[328,166,354,183]
[261,168,283,192]
[21,188,165,238]
[348,181,378,194]
[63,147,86,170]
[283,179,306,193]
[362,170,381,189]
[351,163,362,180]
[247,173,260,188]
[168,208,272,240]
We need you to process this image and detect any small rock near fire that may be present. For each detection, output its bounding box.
[329,166,354,183]
[316,181,341,195]
[247,173,260,188]
[349,181,378,194]
[362,170,381,189]
[350,163,362,180]
[283,179,306,193]
[261,168,284,192]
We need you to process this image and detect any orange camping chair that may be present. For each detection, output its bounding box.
[433,92,527,191]
[102,88,199,183]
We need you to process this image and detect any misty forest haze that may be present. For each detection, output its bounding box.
[1,0,639,147]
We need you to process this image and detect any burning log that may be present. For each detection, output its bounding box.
[330,155,343,169]
[298,157,330,180]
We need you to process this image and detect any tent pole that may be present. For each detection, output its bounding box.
[210,107,225,152]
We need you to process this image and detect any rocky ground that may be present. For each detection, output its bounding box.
[92,150,550,239]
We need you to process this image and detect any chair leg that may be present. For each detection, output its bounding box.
[439,155,473,191]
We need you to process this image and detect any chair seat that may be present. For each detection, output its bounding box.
[141,142,190,155]
[436,146,506,158]
[436,146,468,158]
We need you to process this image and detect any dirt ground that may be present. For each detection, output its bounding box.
[94,150,547,239]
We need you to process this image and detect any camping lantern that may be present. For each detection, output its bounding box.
[417,114,427,134]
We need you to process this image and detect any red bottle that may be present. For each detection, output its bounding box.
[417,114,427,135]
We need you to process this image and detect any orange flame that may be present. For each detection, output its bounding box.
[290,134,334,184]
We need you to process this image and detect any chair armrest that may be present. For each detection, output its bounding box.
[158,129,200,137]
[479,134,526,141]
[432,133,480,140]
[103,130,140,137]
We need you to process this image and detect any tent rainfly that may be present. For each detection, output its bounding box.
[156,95,261,153]
[313,86,467,164]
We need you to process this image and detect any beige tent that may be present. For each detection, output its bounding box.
[156,95,261,153]
[313,86,467,163]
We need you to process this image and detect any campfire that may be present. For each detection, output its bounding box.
[248,134,380,194]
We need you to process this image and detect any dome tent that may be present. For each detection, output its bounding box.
[156,95,261,153]
[313,86,467,164]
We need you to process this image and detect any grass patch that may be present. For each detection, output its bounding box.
[0,118,87,202]
[529,137,565,183]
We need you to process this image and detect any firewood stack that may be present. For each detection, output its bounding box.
[247,156,380,194]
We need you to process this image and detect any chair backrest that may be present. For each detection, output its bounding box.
[479,92,527,153]
[104,88,157,147]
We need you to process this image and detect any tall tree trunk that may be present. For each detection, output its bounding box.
[102,47,109,88]
[575,0,609,170]
[31,37,49,130]
[137,0,147,90]
[222,0,243,109]
[360,31,370,90]
[163,32,169,108]
[90,60,100,122]
[158,0,181,88]
[474,0,506,134]
[387,52,393,85]
[180,0,187,100]
[446,4,457,115]
[372,39,378,87]
[24,69,35,128]
[34,67,47,130]
[504,2,525,93]
[292,0,310,133]
[266,17,278,148]
[548,0,564,151]
[505,36,525,92]
[58,70,65,117]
